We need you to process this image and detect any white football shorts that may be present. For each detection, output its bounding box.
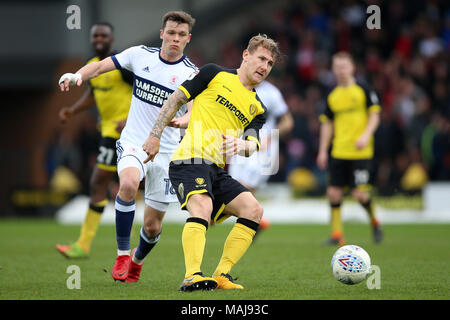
[116,140,178,211]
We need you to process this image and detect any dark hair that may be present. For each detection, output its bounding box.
[162,11,195,32]
[92,22,114,32]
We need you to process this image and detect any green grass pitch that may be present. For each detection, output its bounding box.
[0,219,449,300]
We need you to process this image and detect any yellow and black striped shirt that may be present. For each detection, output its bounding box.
[173,63,267,167]
[319,82,381,159]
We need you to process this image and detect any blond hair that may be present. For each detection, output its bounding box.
[332,51,354,64]
[247,34,282,62]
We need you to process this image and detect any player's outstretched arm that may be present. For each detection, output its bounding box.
[142,89,189,163]
[58,57,116,92]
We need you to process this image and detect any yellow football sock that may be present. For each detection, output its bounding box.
[213,218,258,277]
[330,203,343,239]
[77,199,107,253]
[182,218,208,278]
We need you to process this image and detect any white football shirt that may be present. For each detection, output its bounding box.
[255,80,289,133]
[228,80,290,181]
[111,45,198,153]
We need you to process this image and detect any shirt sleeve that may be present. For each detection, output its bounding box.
[178,63,222,101]
[361,83,382,113]
[111,46,141,72]
[319,97,334,122]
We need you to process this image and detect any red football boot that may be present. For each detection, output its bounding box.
[111,254,131,281]
[126,248,143,283]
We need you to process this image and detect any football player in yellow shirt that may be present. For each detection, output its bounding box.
[142,34,282,291]
[56,23,133,258]
[317,51,383,246]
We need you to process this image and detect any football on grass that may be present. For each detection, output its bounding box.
[331,245,371,285]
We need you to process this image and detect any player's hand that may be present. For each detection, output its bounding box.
[355,134,369,150]
[316,151,328,170]
[59,107,74,123]
[58,73,83,92]
[168,114,189,128]
[142,135,160,163]
[221,133,248,157]
[221,134,238,157]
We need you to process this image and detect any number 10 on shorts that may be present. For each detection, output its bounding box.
[164,178,176,195]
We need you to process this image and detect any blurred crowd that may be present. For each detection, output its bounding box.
[51,0,450,197]
[207,0,449,195]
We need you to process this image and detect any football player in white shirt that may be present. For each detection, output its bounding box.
[228,80,293,237]
[58,11,197,283]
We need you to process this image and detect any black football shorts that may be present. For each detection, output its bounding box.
[169,158,249,224]
[328,157,372,190]
[97,137,118,171]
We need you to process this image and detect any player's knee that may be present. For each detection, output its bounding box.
[352,189,370,203]
[186,194,213,221]
[327,188,342,204]
[194,205,213,222]
[143,220,161,238]
[242,202,263,224]
[118,177,139,201]
[254,203,264,223]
